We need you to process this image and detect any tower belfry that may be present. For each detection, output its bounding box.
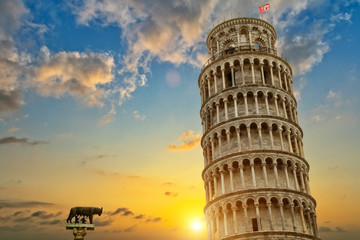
[198,17,320,240]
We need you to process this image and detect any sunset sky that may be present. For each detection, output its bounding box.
[0,0,360,240]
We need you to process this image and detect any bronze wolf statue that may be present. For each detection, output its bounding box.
[66,207,103,224]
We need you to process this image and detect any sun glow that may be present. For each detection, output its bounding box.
[191,220,204,232]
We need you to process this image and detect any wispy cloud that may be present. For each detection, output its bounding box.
[167,130,201,151]
[0,200,54,209]
[133,110,146,121]
[7,126,20,133]
[97,104,117,125]
[0,137,49,146]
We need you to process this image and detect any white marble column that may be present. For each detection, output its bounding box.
[241,63,245,84]
[247,125,252,150]
[262,162,268,187]
[290,204,297,231]
[279,128,284,150]
[265,94,270,114]
[244,95,249,115]
[282,99,288,119]
[273,163,279,187]
[232,207,238,233]
[300,170,306,192]
[255,203,261,230]
[275,96,280,116]
[216,103,220,123]
[251,62,255,83]
[218,136,222,157]
[292,166,300,191]
[210,138,215,161]
[239,165,245,189]
[250,163,257,188]
[267,203,274,230]
[220,170,225,194]
[234,97,238,117]
[242,204,249,232]
[270,64,274,85]
[229,167,234,192]
[224,100,228,120]
[214,75,218,93]
[287,131,293,153]
[284,73,288,91]
[279,203,285,230]
[300,206,306,233]
[278,69,282,88]
[284,164,290,188]
[223,209,228,236]
[221,68,226,89]
[236,128,241,151]
[269,126,274,149]
[208,179,213,200]
[258,126,263,149]
[260,64,265,84]
[254,93,259,114]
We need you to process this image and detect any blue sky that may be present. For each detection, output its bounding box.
[0,0,360,240]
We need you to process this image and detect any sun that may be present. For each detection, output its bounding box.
[191,220,203,232]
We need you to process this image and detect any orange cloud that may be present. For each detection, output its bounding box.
[167,130,201,151]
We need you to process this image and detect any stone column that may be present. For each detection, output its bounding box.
[204,184,209,202]
[213,174,218,197]
[284,164,290,188]
[220,170,225,194]
[210,138,215,161]
[278,69,282,88]
[206,144,210,163]
[273,163,279,187]
[216,103,220,124]
[234,97,238,117]
[237,32,240,46]
[287,130,293,153]
[290,204,297,231]
[221,68,226,89]
[267,203,274,230]
[275,96,280,116]
[214,75,218,93]
[231,66,235,86]
[255,203,261,231]
[300,171,306,192]
[269,126,274,149]
[306,211,313,235]
[215,212,221,238]
[258,126,263,149]
[300,206,306,233]
[239,164,245,189]
[254,93,259,114]
[265,94,270,114]
[207,77,211,97]
[279,203,286,230]
[292,166,299,191]
[241,63,245,84]
[260,64,265,84]
[279,128,284,150]
[282,99,288,119]
[232,207,238,233]
[250,163,257,188]
[246,125,252,150]
[244,95,249,115]
[270,64,274,85]
[294,135,300,155]
[284,73,288,91]
[236,128,241,151]
[262,162,268,187]
[224,99,228,120]
[251,62,255,83]
[210,216,215,240]
[223,209,228,236]
[218,136,222,157]
[305,174,311,195]
[229,167,234,192]
[208,180,213,201]
[242,204,249,232]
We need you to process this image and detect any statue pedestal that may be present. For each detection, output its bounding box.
[66,223,94,240]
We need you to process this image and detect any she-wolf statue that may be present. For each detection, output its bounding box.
[66,207,103,224]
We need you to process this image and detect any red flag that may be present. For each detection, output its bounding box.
[259,3,270,14]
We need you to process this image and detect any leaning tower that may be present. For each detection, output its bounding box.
[199,18,320,240]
